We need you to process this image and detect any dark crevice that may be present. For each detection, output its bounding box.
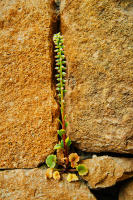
[37,162,46,168]
[91,183,120,200]
[94,151,133,158]
[51,1,60,89]
[54,0,60,12]
[74,146,133,159]
[91,177,133,200]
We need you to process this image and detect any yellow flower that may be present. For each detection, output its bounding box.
[67,173,79,182]
[69,153,79,163]
[69,153,79,168]
[53,171,61,180]
[45,168,53,179]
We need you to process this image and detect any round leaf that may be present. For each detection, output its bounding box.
[76,164,88,176]
[46,155,57,168]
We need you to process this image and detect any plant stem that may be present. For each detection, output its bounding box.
[59,51,68,166]
[67,169,77,172]
[54,33,69,167]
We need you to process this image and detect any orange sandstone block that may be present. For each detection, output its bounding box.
[0,0,58,168]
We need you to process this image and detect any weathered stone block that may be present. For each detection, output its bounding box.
[0,0,58,168]
[0,168,97,200]
[81,156,133,188]
[61,0,133,153]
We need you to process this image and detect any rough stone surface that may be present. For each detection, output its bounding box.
[119,180,133,200]
[61,0,133,153]
[0,0,58,168]
[0,168,97,200]
[81,156,133,189]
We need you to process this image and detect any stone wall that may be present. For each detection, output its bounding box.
[0,0,133,199]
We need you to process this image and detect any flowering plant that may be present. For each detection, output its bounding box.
[45,33,88,181]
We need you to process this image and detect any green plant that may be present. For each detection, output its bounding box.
[53,32,70,167]
[45,33,88,181]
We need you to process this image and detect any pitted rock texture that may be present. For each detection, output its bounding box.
[0,0,58,168]
[0,168,97,200]
[119,180,133,200]
[61,0,133,153]
[81,156,133,189]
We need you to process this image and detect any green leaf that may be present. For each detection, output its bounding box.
[58,94,61,97]
[56,83,61,87]
[76,164,88,176]
[57,129,65,137]
[55,74,60,78]
[65,137,71,147]
[62,72,66,76]
[54,144,63,150]
[56,87,61,91]
[65,122,68,128]
[62,61,66,64]
[60,140,64,148]
[55,45,60,48]
[55,55,60,58]
[46,155,57,168]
